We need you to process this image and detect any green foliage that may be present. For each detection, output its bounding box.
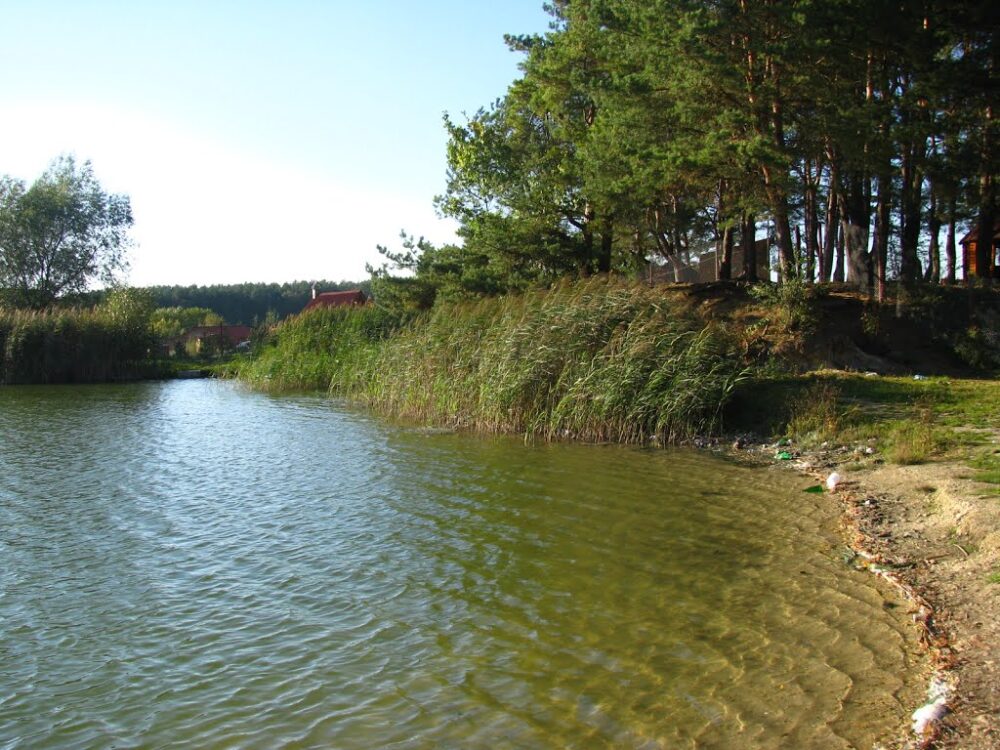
[0,290,155,383]
[969,452,1000,485]
[368,232,505,313]
[748,280,822,333]
[237,304,405,392]
[151,306,224,339]
[103,287,155,337]
[951,312,1000,372]
[0,155,132,308]
[240,277,747,443]
[378,0,999,297]
[882,413,944,465]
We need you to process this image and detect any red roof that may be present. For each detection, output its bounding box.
[302,289,368,312]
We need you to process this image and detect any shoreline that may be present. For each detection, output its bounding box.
[724,437,999,749]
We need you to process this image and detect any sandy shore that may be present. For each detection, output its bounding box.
[748,442,1000,749]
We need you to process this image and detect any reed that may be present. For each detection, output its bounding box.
[236,304,403,393]
[0,304,156,384]
[240,277,747,443]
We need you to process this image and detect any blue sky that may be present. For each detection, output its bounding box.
[0,1,552,286]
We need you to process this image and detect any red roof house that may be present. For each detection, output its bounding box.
[161,324,253,357]
[302,289,369,312]
[184,325,253,345]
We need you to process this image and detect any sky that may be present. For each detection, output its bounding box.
[0,1,553,287]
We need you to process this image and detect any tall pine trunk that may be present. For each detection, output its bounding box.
[804,174,820,283]
[840,172,871,292]
[973,33,996,283]
[742,213,758,281]
[944,197,957,284]
[926,189,941,283]
[899,143,924,288]
[872,173,891,303]
[716,180,733,280]
[823,162,839,282]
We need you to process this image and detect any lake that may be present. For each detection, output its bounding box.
[0,380,924,748]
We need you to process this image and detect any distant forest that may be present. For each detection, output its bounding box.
[142,280,371,324]
[71,280,371,325]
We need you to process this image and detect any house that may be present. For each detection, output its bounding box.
[960,221,1000,279]
[645,238,771,284]
[302,288,369,312]
[181,325,253,355]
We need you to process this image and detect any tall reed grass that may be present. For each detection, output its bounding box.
[240,277,746,443]
[237,304,403,393]
[0,305,156,384]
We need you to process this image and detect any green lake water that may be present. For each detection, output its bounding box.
[0,380,924,748]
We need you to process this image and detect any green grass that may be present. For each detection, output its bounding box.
[726,371,1000,468]
[237,278,999,459]
[969,452,1000,485]
[882,417,941,465]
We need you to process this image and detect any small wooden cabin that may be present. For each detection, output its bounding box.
[960,221,1000,279]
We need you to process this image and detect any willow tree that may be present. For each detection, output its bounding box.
[0,156,132,309]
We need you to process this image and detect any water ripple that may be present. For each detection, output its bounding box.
[0,381,924,749]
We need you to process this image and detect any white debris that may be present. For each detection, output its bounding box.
[912,676,951,736]
[826,472,842,492]
[912,699,947,735]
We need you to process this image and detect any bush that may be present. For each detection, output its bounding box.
[748,278,823,333]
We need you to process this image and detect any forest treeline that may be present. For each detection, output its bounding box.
[69,279,370,325]
[374,0,998,308]
[141,280,371,325]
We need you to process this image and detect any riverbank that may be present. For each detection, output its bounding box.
[726,409,999,749]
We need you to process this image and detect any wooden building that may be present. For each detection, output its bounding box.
[960,221,1000,279]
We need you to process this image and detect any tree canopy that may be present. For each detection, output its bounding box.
[0,156,133,309]
[376,0,998,306]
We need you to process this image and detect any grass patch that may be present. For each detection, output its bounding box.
[786,381,847,446]
[882,410,946,465]
[987,570,1000,585]
[969,451,1000,485]
[726,372,999,466]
